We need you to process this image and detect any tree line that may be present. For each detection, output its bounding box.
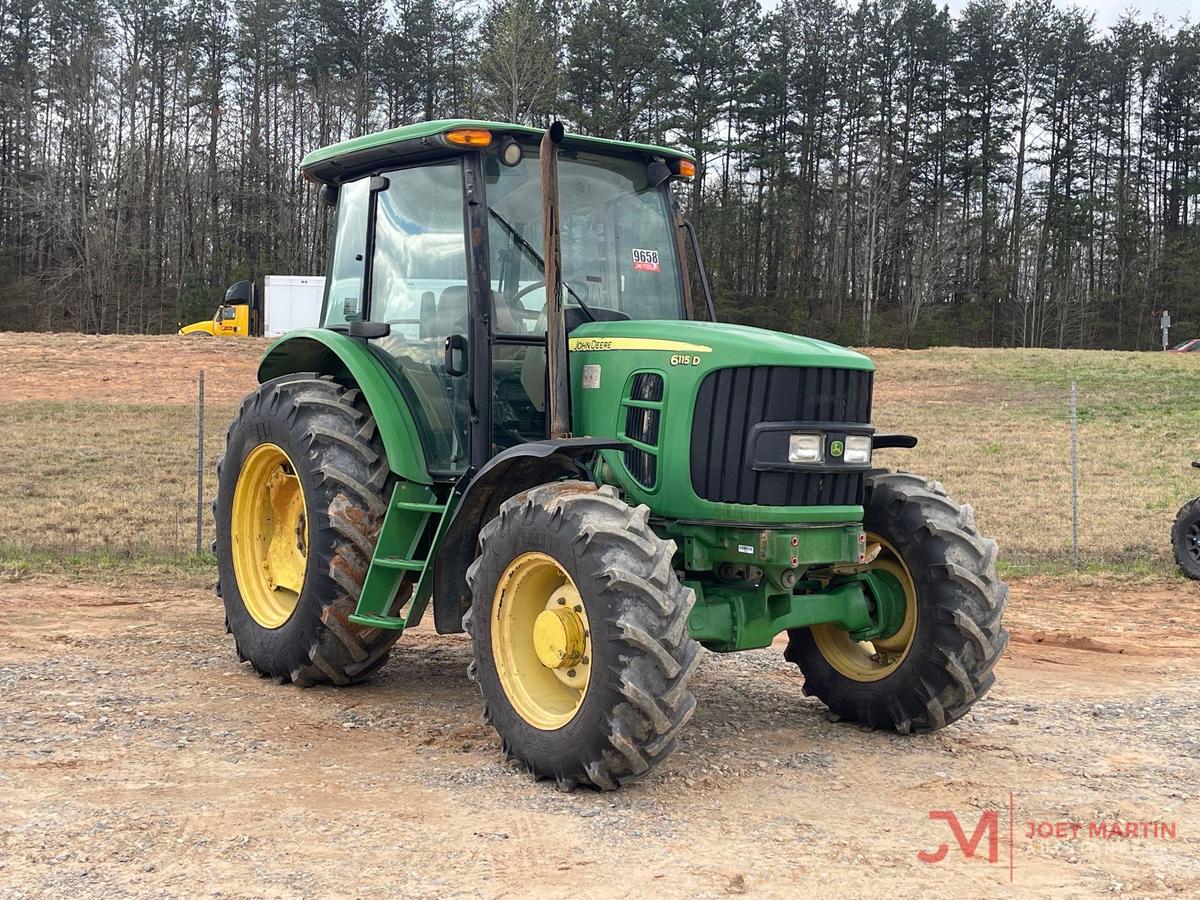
[1,0,1198,348]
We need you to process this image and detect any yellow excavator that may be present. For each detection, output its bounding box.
[178,280,260,336]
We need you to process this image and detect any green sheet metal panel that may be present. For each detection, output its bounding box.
[300,119,693,185]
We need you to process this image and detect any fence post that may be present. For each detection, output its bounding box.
[1070,381,1079,570]
[196,369,205,556]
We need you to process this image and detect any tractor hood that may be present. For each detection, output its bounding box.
[567,319,874,372]
[568,318,876,526]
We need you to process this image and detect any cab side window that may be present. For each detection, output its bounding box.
[369,160,468,336]
[323,177,370,326]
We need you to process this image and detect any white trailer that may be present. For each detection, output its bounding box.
[263,275,325,337]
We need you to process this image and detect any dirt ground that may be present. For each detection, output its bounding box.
[0,332,267,406]
[1,573,1196,898]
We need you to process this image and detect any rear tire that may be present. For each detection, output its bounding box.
[1172,497,1200,580]
[785,471,1008,733]
[465,482,700,790]
[215,374,403,685]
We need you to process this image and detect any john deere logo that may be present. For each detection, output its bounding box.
[830,439,844,458]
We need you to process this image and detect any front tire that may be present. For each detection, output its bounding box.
[785,472,1008,733]
[1172,497,1200,580]
[215,374,402,685]
[465,482,699,790]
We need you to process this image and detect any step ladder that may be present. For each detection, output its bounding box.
[347,484,456,632]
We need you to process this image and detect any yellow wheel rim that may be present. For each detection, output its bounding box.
[230,443,309,629]
[810,535,917,682]
[491,552,591,730]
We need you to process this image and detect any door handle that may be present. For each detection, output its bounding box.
[445,334,468,376]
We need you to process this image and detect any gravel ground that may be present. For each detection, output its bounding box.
[1,573,1197,898]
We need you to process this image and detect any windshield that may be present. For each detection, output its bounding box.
[483,147,685,333]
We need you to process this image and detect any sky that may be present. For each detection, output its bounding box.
[769,0,1200,29]
[940,0,1198,28]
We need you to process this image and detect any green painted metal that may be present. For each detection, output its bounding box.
[849,567,908,642]
[666,521,865,574]
[347,481,457,631]
[300,119,693,183]
[375,558,426,571]
[393,487,463,630]
[259,310,879,652]
[258,329,431,486]
[672,520,878,652]
[687,577,873,652]
[570,319,874,524]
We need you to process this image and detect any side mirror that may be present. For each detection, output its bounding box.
[319,183,339,207]
[224,280,254,305]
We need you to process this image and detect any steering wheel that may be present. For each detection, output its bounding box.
[498,283,545,333]
[514,279,589,312]
[514,280,546,303]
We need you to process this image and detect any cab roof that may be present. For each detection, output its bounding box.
[299,119,694,186]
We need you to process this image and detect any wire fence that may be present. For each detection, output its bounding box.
[0,368,229,564]
[0,360,1193,573]
[868,364,1196,573]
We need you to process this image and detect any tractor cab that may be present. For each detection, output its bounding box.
[312,124,698,473]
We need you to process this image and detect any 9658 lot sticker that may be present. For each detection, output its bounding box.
[632,248,660,272]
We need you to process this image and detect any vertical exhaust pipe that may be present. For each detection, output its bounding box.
[540,121,571,439]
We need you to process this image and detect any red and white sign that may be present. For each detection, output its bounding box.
[632,248,660,272]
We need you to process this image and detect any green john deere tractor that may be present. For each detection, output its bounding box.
[214,119,1008,790]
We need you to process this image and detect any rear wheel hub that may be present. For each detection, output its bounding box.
[230,443,308,630]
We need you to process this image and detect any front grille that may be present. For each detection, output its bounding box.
[690,366,873,506]
[624,373,664,488]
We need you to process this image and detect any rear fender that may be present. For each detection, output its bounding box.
[431,437,624,633]
[258,329,431,486]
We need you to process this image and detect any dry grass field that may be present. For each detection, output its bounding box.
[0,333,266,565]
[0,331,1196,574]
[870,346,1200,572]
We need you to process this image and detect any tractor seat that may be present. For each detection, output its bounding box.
[436,285,468,337]
[434,285,526,338]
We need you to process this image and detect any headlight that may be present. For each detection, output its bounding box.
[788,433,823,464]
[844,434,872,464]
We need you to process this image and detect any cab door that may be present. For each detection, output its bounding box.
[480,151,549,453]
[214,306,235,336]
[322,160,475,478]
